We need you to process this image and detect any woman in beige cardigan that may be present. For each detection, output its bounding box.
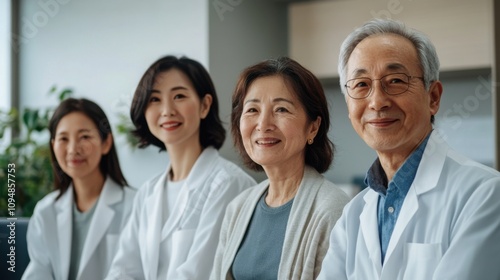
[211,57,350,280]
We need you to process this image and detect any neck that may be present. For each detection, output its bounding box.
[264,163,305,207]
[167,142,204,181]
[72,172,105,212]
[377,130,430,181]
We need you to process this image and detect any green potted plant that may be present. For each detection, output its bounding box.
[0,87,73,217]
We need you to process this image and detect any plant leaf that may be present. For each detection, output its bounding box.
[58,88,73,101]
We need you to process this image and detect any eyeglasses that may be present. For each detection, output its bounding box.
[344,73,424,99]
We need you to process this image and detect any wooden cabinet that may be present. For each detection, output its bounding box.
[289,0,493,78]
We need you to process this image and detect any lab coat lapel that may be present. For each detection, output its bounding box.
[360,190,383,276]
[145,170,168,280]
[383,130,447,268]
[55,187,73,280]
[160,148,218,240]
[77,179,121,279]
[412,130,447,195]
[384,187,418,265]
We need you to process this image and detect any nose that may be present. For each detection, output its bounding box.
[256,109,275,132]
[161,100,176,116]
[67,138,81,155]
[368,80,391,111]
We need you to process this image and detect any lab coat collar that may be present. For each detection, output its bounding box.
[361,190,383,275]
[162,147,219,232]
[361,130,449,275]
[144,170,167,280]
[411,130,448,195]
[77,178,122,279]
[54,178,123,280]
[143,147,220,280]
[55,186,73,280]
[382,131,448,275]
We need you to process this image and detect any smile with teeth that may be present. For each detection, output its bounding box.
[256,139,280,145]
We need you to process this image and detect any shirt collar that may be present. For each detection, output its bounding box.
[365,132,432,196]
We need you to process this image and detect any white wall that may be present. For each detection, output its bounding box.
[1,0,10,111]
[209,0,289,182]
[435,70,494,167]
[18,0,209,188]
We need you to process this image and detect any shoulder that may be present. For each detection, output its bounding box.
[31,190,61,214]
[123,185,137,196]
[230,183,265,205]
[120,171,165,212]
[300,169,350,212]
[107,178,137,197]
[434,149,500,200]
[225,181,267,215]
[340,187,371,216]
[442,151,500,205]
[121,185,137,206]
[427,131,499,184]
[446,149,500,179]
[205,153,257,188]
[297,179,350,222]
[28,190,63,230]
[316,180,351,205]
[135,171,165,195]
[211,155,253,178]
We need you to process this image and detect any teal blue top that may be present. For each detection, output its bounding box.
[231,190,293,280]
[68,199,98,280]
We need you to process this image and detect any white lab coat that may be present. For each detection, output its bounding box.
[106,147,256,280]
[22,178,136,280]
[318,130,500,280]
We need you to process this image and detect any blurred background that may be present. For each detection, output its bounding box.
[1,0,498,208]
[1,1,499,277]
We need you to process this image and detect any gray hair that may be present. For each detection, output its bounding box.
[338,19,440,95]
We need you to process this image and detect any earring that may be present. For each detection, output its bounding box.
[308,139,313,145]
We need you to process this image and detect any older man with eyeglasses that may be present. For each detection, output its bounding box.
[317,19,500,280]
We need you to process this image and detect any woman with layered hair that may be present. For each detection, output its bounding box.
[211,57,350,280]
[106,55,255,280]
[23,98,136,280]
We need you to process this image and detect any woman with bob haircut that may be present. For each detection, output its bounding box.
[23,98,136,280]
[211,57,350,280]
[106,55,255,280]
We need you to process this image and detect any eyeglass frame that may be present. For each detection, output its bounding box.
[344,73,425,99]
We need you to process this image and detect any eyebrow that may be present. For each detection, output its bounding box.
[244,97,295,105]
[56,129,92,136]
[350,63,410,78]
[150,86,189,93]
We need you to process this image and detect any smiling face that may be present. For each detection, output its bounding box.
[239,75,320,171]
[52,112,111,182]
[144,69,211,151]
[345,34,442,158]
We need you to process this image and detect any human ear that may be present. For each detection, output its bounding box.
[200,94,213,119]
[101,134,113,155]
[428,80,443,115]
[308,116,321,141]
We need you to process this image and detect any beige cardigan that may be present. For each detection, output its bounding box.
[210,166,350,280]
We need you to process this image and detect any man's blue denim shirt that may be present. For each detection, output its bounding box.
[365,132,431,264]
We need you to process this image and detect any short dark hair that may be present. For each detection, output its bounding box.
[48,98,128,200]
[130,55,225,151]
[231,57,334,173]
